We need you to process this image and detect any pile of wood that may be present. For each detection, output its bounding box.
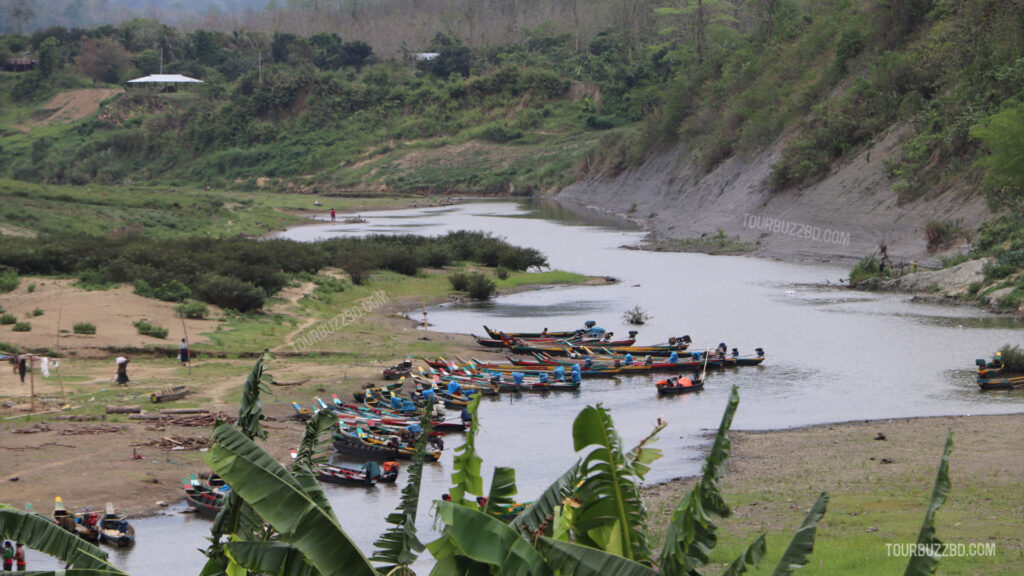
[128,411,236,427]
[11,423,50,434]
[58,424,123,436]
[133,436,210,450]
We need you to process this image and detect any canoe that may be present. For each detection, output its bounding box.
[977,374,1024,390]
[98,503,135,547]
[498,380,582,393]
[383,360,413,380]
[151,385,190,403]
[317,462,399,486]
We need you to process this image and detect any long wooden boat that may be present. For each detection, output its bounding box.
[977,374,1024,390]
[151,385,190,403]
[184,474,230,514]
[332,429,442,462]
[484,325,584,340]
[98,503,135,547]
[498,380,582,393]
[53,497,101,542]
[317,462,399,486]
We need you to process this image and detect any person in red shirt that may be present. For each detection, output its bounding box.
[330,208,336,222]
[14,542,25,571]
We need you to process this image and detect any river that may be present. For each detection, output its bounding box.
[27,199,1021,574]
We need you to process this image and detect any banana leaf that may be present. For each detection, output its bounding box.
[510,459,582,537]
[0,505,125,573]
[772,491,828,575]
[448,394,484,506]
[721,534,766,576]
[659,385,740,576]
[537,537,659,576]
[482,467,519,521]
[206,423,376,576]
[428,500,552,576]
[237,352,272,441]
[371,400,435,571]
[290,410,339,525]
[903,432,954,576]
[571,404,650,562]
[624,418,667,482]
[225,541,321,576]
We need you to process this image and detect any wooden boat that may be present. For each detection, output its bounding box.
[98,503,135,547]
[483,325,584,340]
[383,360,413,380]
[52,497,100,542]
[353,380,406,403]
[184,474,230,514]
[332,429,441,462]
[317,461,400,486]
[655,376,705,395]
[150,385,190,403]
[977,374,1024,390]
[497,380,581,393]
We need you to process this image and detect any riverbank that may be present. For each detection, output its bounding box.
[643,413,1024,575]
[0,263,604,516]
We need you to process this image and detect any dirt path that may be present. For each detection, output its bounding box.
[17,89,123,131]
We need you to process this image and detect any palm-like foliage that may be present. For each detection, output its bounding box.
[773,492,829,575]
[904,431,954,576]
[570,404,653,562]
[371,400,436,573]
[206,423,376,576]
[658,385,739,575]
[447,394,484,506]
[0,505,127,574]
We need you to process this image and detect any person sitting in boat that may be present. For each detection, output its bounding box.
[571,368,582,384]
[669,351,679,364]
[387,435,401,449]
[624,353,633,366]
[677,376,693,388]
[541,328,548,336]
[361,461,381,486]
[460,408,473,425]
[644,355,653,365]
[716,343,727,358]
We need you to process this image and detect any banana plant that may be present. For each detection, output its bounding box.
[202,353,276,576]
[0,504,128,574]
[371,400,437,574]
[447,394,484,506]
[904,431,954,576]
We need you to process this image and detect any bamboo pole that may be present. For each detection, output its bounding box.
[29,355,35,413]
[54,305,67,404]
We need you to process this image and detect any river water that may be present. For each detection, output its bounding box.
[27,199,1021,574]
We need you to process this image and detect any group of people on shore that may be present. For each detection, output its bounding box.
[1,541,25,571]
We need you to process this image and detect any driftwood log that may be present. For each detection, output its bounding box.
[106,405,141,414]
[159,408,208,415]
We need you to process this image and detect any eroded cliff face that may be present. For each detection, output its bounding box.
[557,125,993,265]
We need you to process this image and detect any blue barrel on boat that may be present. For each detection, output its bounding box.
[539,372,549,383]
[571,370,581,383]
[669,351,678,363]
[513,372,525,385]
[402,400,416,412]
[390,396,402,410]
[552,366,565,381]
[448,381,461,395]
[421,388,435,401]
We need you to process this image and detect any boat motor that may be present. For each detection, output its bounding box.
[628,330,638,339]
[975,358,986,367]
[731,348,739,358]
[755,347,765,357]
[680,335,692,344]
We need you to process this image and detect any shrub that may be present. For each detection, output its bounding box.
[194,274,265,312]
[465,273,497,300]
[0,314,17,325]
[495,266,510,280]
[997,344,1024,371]
[73,322,97,335]
[135,278,191,302]
[924,219,966,252]
[0,341,18,354]
[27,283,35,293]
[623,305,650,325]
[448,271,470,291]
[12,322,31,332]
[0,268,19,293]
[849,255,887,286]
[31,308,44,317]
[133,319,169,339]
[174,301,210,320]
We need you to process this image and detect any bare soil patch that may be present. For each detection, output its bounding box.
[18,89,123,130]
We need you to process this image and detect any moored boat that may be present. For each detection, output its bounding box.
[977,374,1024,390]
[98,503,135,547]
[52,497,100,542]
[317,461,400,486]
[655,375,705,395]
[184,474,230,515]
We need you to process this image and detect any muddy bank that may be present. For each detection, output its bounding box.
[556,125,992,265]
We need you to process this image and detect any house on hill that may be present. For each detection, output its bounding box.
[125,74,204,92]
[5,55,34,72]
